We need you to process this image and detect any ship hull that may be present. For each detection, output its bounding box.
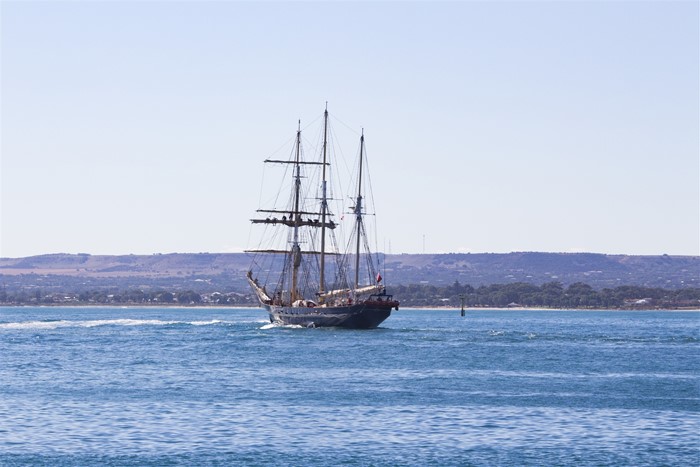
[264,302,395,329]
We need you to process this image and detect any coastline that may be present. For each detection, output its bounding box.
[1,303,697,312]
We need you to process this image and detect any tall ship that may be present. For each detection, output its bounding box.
[246,105,399,329]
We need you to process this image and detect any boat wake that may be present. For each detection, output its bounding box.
[0,319,225,330]
[260,322,304,330]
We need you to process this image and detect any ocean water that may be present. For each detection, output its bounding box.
[0,307,697,466]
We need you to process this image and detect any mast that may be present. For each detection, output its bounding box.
[247,113,338,305]
[290,120,302,303]
[354,130,365,289]
[319,104,329,296]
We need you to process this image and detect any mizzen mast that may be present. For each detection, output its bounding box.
[353,130,365,289]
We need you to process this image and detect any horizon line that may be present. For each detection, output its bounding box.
[1,250,698,260]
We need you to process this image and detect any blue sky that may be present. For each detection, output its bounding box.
[1,0,698,257]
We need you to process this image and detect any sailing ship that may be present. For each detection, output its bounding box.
[246,106,399,329]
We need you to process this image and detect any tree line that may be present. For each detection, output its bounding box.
[1,281,699,309]
[0,289,246,306]
[393,281,700,309]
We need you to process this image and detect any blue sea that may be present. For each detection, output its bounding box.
[0,307,698,466]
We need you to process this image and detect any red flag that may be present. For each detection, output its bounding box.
[376,273,382,283]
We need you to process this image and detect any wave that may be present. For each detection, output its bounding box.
[260,322,303,330]
[0,319,226,330]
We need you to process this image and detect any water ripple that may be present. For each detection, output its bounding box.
[0,306,698,465]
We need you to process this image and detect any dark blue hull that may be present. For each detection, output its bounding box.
[264,303,393,329]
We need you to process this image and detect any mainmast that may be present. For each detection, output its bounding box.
[290,120,302,303]
[248,107,338,305]
[354,130,365,289]
[319,104,329,297]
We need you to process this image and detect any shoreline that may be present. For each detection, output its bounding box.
[0,303,697,312]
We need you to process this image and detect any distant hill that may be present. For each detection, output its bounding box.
[385,252,698,289]
[0,252,697,294]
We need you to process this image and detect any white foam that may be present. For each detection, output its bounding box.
[0,320,73,330]
[260,322,303,330]
[0,319,228,330]
[82,319,179,327]
[189,319,223,326]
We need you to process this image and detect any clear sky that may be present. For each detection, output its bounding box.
[1,0,698,258]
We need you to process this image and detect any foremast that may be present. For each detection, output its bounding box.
[247,107,336,307]
[246,121,304,306]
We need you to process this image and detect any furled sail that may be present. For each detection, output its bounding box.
[318,284,383,300]
[247,270,272,304]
